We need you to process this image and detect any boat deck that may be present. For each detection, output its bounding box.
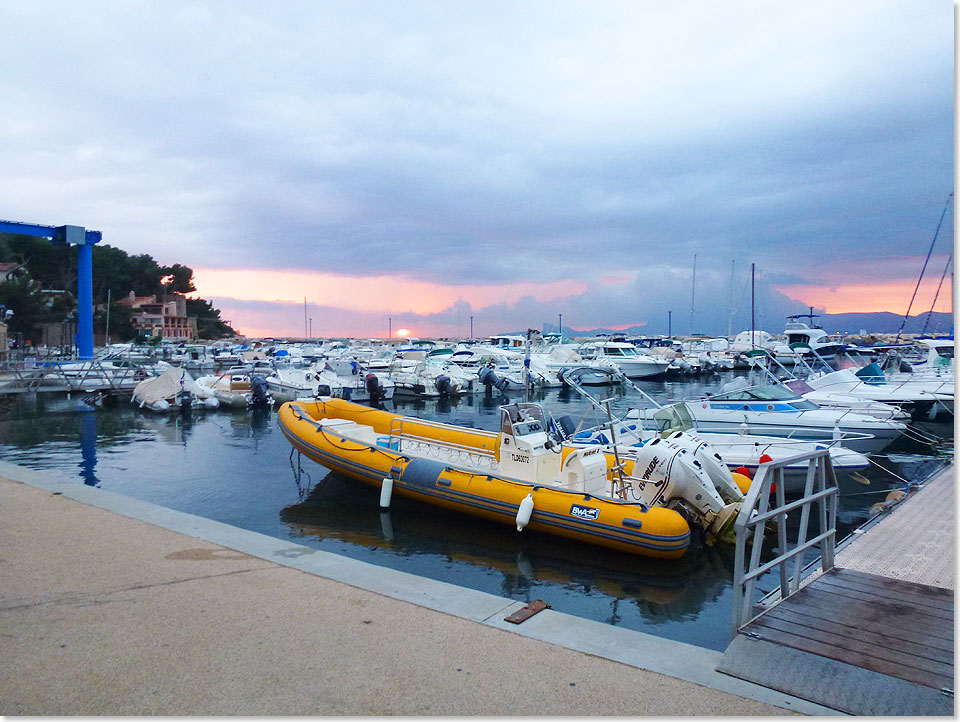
[718,464,955,716]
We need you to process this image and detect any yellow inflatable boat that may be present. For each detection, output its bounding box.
[278,397,747,559]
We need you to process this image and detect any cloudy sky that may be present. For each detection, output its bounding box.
[1,1,953,338]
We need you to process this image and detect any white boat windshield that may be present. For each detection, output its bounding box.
[710,384,818,410]
[652,403,694,434]
[500,403,547,436]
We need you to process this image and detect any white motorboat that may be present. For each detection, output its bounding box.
[771,314,845,363]
[265,363,395,403]
[386,358,476,397]
[575,341,672,378]
[444,347,563,389]
[196,369,255,408]
[804,365,953,421]
[783,377,911,422]
[530,345,627,385]
[565,406,870,494]
[625,383,906,454]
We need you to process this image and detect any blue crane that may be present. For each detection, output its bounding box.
[0,219,103,360]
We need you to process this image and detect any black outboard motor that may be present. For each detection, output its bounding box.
[478,364,509,391]
[478,365,497,388]
[365,372,383,401]
[178,389,193,413]
[316,384,332,397]
[435,374,453,396]
[249,375,271,407]
[552,414,577,441]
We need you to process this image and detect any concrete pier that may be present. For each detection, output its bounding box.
[0,462,831,716]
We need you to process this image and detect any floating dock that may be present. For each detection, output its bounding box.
[718,463,954,716]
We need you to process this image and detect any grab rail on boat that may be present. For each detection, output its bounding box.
[388,417,498,460]
[731,448,839,639]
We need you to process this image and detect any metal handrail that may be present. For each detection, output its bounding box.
[731,448,839,639]
[0,358,141,393]
[388,417,498,459]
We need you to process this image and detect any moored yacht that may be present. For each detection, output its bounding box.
[626,381,906,454]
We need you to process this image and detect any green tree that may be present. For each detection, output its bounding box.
[1,234,236,342]
[94,301,136,342]
[0,233,74,290]
[186,298,236,339]
[160,263,196,294]
[0,275,74,336]
[0,276,46,336]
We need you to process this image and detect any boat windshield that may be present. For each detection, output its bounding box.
[500,403,547,436]
[652,403,694,435]
[712,385,799,402]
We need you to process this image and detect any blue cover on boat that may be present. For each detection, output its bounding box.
[855,362,885,385]
[400,457,448,488]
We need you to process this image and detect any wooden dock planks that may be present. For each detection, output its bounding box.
[747,567,953,691]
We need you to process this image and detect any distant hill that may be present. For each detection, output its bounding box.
[534,311,953,338]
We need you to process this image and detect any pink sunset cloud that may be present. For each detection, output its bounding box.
[192,268,588,316]
[774,280,953,315]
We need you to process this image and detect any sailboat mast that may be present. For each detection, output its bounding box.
[727,260,735,338]
[895,192,953,343]
[689,253,697,335]
[750,262,755,349]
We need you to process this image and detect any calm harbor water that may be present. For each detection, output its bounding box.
[0,371,951,652]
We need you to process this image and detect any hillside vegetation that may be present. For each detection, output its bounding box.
[0,232,235,341]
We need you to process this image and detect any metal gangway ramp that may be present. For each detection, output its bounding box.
[717,452,954,716]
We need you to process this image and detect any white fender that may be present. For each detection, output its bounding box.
[380,476,394,509]
[516,493,534,531]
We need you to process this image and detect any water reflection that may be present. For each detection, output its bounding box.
[281,471,735,627]
[78,409,99,487]
[0,374,951,652]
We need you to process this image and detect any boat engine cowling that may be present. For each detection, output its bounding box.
[627,438,740,542]
[249,375,271,407]
[365,372,382,399]
[435,374,453,396]
[663,431,744,504]
[478,365,509,391]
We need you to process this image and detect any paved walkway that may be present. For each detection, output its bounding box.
[0,462,829,716]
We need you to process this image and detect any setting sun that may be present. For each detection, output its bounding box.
[396,328,410,337]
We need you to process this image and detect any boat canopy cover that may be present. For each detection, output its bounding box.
[855,362,886,385]
[721,376,751,394]
[133,367,208,403]
[784,378,815,395]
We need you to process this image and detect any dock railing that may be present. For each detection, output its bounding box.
[0,358,155,395]
[731,448,839,639]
